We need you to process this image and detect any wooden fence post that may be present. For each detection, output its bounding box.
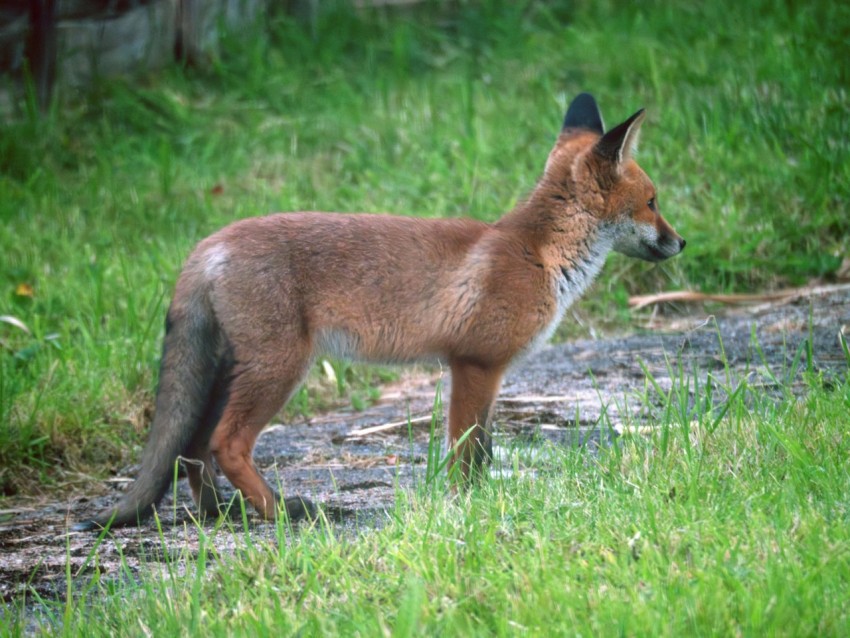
[26,0,57,112]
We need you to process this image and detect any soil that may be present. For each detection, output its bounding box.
[1,285,848,605]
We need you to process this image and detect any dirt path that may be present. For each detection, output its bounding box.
[2,285,848,602]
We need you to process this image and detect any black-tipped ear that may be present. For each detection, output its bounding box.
[593,108,645,165]
[562,93,605,134]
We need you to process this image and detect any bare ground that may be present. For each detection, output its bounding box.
[1,285,848,604]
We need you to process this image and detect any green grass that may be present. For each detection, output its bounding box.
[4,352,849,636]
[1,0,849,630]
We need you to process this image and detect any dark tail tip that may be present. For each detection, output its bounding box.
[71,519,103,533]
[72,503,149,532]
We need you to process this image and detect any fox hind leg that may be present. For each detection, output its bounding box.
[208,355,315,521]
[184,450,222,518]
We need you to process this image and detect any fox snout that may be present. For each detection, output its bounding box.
[612,213,686,262]
[649,213,686,262]
[646,228,686,262]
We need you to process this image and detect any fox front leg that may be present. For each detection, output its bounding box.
[447,360,505,482]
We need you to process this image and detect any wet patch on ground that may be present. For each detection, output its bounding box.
[2,285,848,603]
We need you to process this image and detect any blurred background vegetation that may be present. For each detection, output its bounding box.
[1,0,848,496]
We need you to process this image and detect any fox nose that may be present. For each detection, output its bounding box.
[678,238,687,250]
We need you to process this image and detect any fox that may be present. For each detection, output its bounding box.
[74,93,685,531]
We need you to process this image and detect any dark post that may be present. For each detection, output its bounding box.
[26,0,57,112]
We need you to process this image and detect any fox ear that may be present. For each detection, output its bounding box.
[593,108,646,166]
[562,93,605,134]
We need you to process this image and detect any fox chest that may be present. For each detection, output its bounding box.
[515,246,609,362]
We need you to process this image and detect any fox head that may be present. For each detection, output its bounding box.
[545,93,685,262]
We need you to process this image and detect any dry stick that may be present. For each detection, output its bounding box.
[499,396,573,403]
[628,283,850,310]
[347,396,581,438]
[347,391,586,437]
[347,415,433,437]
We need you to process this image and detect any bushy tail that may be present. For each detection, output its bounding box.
[74,291,221,531]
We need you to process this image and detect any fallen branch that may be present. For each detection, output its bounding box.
[629,283,850,310]
[347,415,433,437]
[498,395,573,404]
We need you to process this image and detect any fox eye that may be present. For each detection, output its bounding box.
[647,197,657,212]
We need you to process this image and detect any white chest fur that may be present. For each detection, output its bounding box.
[518,235,613,362]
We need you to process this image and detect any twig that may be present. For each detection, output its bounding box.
[498,396,573,404]
[347,415,432,437]
[629,283,850,310]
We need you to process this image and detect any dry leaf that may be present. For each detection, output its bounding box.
[14,283,34,298]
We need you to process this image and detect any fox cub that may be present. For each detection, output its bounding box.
[76,93,684,530]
